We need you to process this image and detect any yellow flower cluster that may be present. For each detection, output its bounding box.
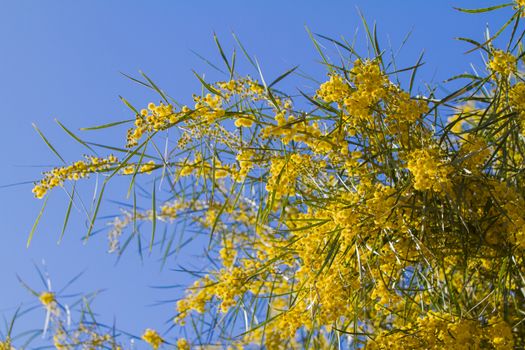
[38,291,55,306]
[234,149,255,182]
[0,339,13,350]
[368,312,514,349]
[316,74,351,103]
[108,199,189,252]
[406,148,452,192]
[458,134,491,172]
[175,266,249,320]
[32,155,118,198]
[317,59,428,139]
[142,329,164,350]
[509,81,525,132]
[121,160,158,175]
[177,154,231,179]
[488,50,516,76]
[127,102,178,147]
[28,14,525,347]
[216,77,265,99]
[52,325,118,350]
[265,153,312,199]
[193,93,226,123]
[176,338,190,350]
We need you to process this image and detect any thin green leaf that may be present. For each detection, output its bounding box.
[27,196,48,247]
[454,3,513,14]
[32,123,65,164]
[232,32,257,69]
[140,71,169,104]
[119,96,140,115]
[84,181,106,242]
[192,70,224,97]
[213,32,232,77]
[150,179,157,252]
[58,184,75,244]
[55,119,96,153]
[80,119,134,131]
[268,66,299,88]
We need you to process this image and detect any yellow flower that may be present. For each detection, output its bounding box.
[142,329,163,350]
[39,291,55,307]
[406,148,452,193]
[0,338,13,350]
[234,117,254,128]
[140,160,156,174]
[177,338,190,350]
[121,165,135,175]
[488,50,516,76]
[32,155,118,198]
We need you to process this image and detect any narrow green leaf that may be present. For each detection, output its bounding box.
[316,33,361,58]
[213,32,232,76]
[80,119,134,131]
[27,196,48,247]
[454,3,512,13]
[84,181,106,242]
[305,26,331,71]
[465,12,519,54]
[190,49,226,74]
[357,8,380,59]
[120,71,151,88]
[139,71,169,104]
[150,179,157,252]
[268,66,299,88]
[58,184,75,244]
[232,32,257,69]
[119,96,140,115]
[409,51,425,94]
[126,141,148,198]
[32,123,65,164]
[230,48,237,80]
[192,70,224,97]
[55,119,95,153]
[7,306,21,335]
[455,37,490,53]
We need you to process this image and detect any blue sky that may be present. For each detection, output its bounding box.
[0,0,512,347]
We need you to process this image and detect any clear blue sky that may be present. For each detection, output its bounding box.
[0,0,511,347]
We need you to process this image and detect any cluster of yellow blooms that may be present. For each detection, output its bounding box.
[126,102,178,147]
[0,340,13,350]
[165,56,525,348]
[26,5,525,348]
[509,81,525,131]
[488,49,517,76]
[141,329,164,350]
[368,312,514,349]
[121,160,157,175]
[32,155,118,198]
[406,148,453,192]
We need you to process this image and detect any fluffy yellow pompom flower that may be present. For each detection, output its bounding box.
[142,329,164,350]
[234,117,254,128]
[139,160,156,174]
[316,74,351,103]
[407,149,452,192]
[488,50,516,76]
[0,339,13,350]
[176,338,190,350]
[38,291,55,307]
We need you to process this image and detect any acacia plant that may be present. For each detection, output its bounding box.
[4,1,525,349]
